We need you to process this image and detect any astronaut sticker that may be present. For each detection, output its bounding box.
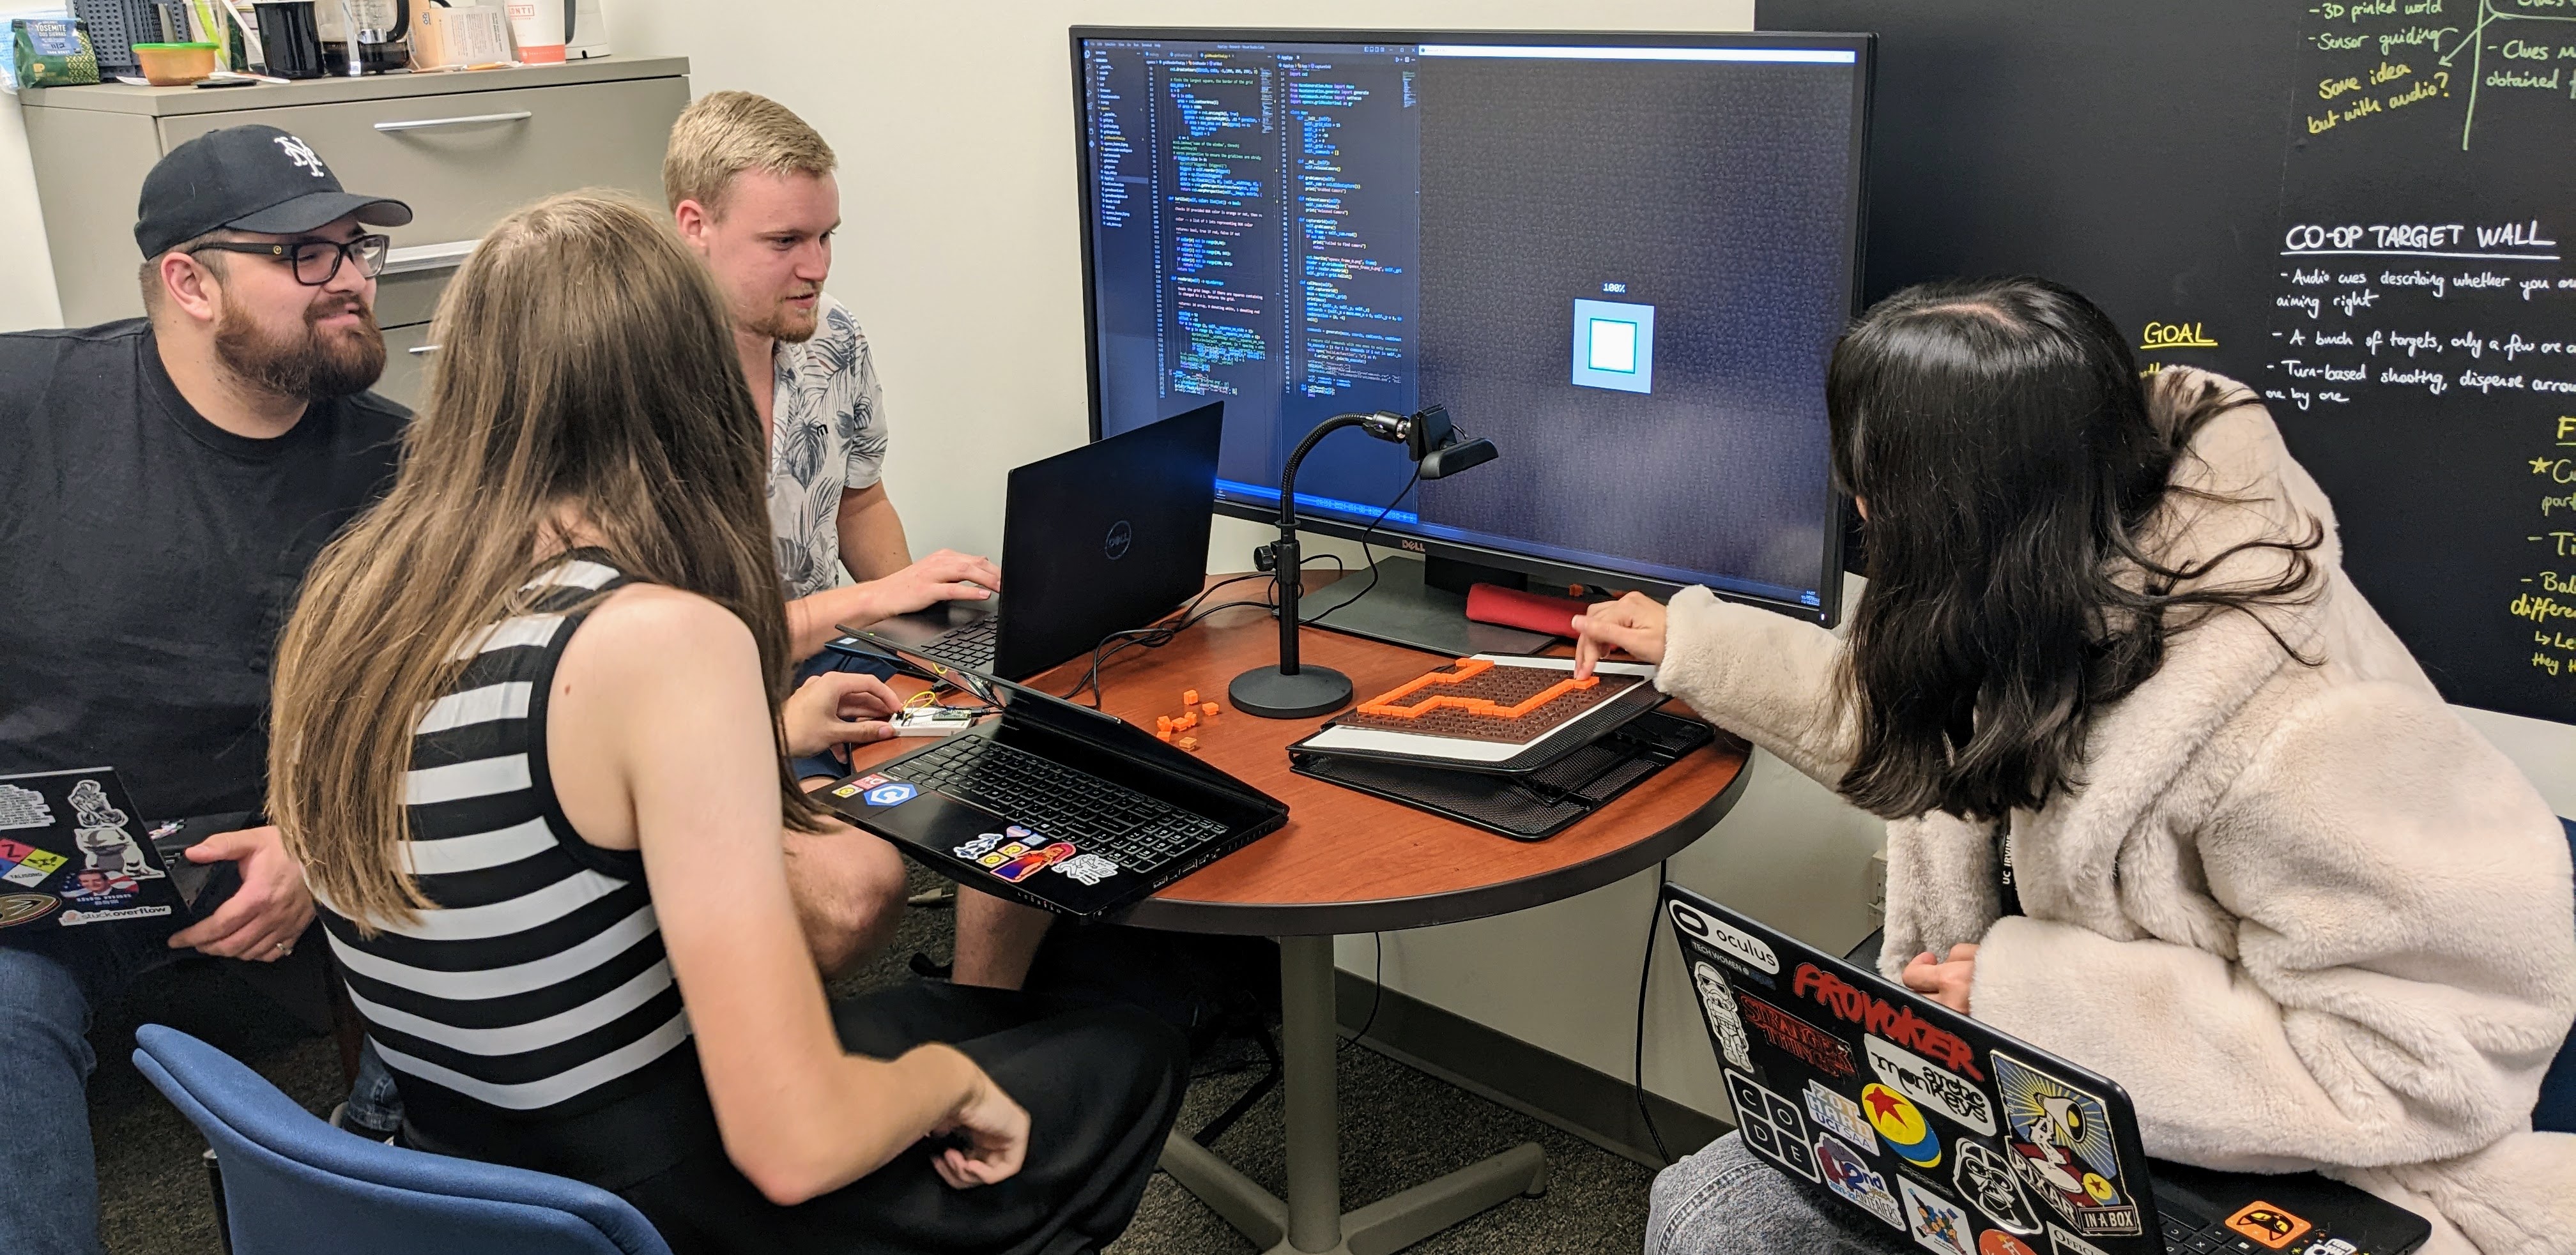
[67,779,161,881]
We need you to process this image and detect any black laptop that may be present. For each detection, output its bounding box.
[1659,883,2432,1255]
[0,768,190,942]
[821,643,1287,917]
[864,401,1224,679]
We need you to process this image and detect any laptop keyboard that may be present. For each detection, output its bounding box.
[889,736,1227,876]
[914,618,999,671]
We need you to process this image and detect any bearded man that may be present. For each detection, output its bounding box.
[0,125,412,1254]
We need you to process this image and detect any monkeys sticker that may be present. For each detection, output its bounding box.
[1991,1051,2141,1238]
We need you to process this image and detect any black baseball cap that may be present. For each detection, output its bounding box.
[134,125,413,257]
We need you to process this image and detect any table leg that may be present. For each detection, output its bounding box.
[1156,935,1549,1255]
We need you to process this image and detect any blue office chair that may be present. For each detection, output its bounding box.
[132,1024,673,1255]
[2536,818,2576,1134]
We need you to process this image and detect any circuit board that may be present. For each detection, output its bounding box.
[1337,658,1644,746]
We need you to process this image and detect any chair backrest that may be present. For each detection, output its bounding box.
[132,1025,672,1255]
[2536,818,2576,1134]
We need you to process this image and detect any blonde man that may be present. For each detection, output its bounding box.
[666,91,1051,991]
[664,91,1000,669]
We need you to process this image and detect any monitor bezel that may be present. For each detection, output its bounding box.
[1070,26,1874,626]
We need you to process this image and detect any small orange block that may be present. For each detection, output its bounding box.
[1156,729,1172,742]
[1202,702,1220,716]
[1176,713,1198,731]
[1156,715,1173,733]
[1182,688,1200,706]
[1177,736,1198,750]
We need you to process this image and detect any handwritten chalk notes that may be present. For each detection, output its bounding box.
[2301,0,2576,151]
[2287,1,2576,707]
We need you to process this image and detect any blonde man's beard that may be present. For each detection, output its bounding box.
[744,293,821,344]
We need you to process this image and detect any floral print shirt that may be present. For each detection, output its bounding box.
[767,294,889,598]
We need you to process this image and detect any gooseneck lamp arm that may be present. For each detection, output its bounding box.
[1229,407,1496,720]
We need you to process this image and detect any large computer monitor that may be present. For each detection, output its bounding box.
[1073,27,1872,626]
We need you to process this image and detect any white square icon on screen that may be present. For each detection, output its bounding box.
[1572,298,1654,394]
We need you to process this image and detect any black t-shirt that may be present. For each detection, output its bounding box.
[0,320,406,819]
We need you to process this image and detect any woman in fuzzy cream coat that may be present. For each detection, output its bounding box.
[1588,279,2576,1255]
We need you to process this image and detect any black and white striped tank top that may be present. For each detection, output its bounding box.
[316,553,710,1180]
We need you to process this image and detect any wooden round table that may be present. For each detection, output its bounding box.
[848,581,1750,1255]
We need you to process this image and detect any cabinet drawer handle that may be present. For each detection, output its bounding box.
[374,110,533,132]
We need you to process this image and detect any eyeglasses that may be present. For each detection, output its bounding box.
[187,234,393,285]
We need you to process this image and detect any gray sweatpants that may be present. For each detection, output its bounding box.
[1644,1132,1915,1255]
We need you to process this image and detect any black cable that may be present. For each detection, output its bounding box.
[1634,860,1673,1167]
[1300,467,1421,629]
[1340,932,1384,1054]
[1055,569,1298,706]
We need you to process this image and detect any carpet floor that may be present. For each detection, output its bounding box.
[86,866,1654,1254]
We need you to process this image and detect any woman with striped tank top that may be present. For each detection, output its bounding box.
[263,193,1186,1254]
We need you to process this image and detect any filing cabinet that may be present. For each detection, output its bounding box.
[20,56,689,408]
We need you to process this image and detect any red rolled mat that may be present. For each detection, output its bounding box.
[1463,582,1595,639]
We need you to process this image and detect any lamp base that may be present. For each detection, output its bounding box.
[1229,665,1354,720]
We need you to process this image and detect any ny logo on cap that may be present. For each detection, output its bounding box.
[273,134,328,178]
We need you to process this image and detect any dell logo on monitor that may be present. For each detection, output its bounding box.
[1103,519,1133,561]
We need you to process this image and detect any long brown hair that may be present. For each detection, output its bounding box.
[1828,278,2322,822]
[270,191,824,929]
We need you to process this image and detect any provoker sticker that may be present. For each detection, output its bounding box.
[1991,1051,2142,1238]
[1866,1033,1998,1136]
[1951,1139,2041,1235]
[1722,1071,1819,1182]
[1897,1177,1975,1255]
[1804,1078,1877,1150]
[1792,961,1985,1081]
[1814,1131,1903,1229]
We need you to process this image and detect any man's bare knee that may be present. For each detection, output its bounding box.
[787,825,910,977]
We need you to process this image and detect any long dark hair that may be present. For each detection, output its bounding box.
[1828,277,2321,822]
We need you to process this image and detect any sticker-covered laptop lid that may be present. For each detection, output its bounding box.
[1662,885,2164,1255]
[0,768,188,943]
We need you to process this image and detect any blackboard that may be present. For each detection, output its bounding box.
[1759,0,2576,725]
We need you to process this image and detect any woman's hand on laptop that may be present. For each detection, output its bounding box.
[782,671,903,759]
[1901,943,1979,1015]
[928,1061,1031,1189]
[859,550,1002,620]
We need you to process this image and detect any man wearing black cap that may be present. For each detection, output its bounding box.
[0,125,411,1254]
